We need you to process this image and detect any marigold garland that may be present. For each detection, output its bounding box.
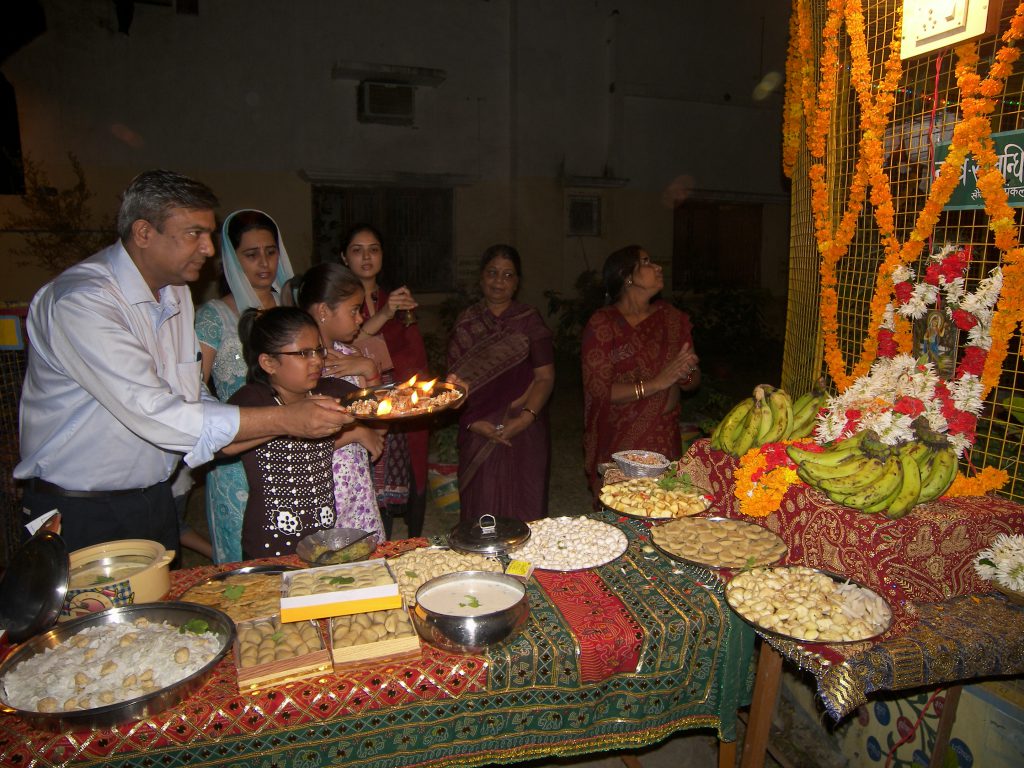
[734,442,803,518]
[785,0,1024,397]
[946,467,1010,498]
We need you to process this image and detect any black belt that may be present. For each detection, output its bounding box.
[27,478,154,499]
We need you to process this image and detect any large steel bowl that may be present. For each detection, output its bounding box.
[411,571,529,653]
[0,602,234,732]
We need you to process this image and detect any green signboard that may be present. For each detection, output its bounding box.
[934,128,1024,209]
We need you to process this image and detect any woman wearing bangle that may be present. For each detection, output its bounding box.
[581,245,700,497]
[448,244,555,523]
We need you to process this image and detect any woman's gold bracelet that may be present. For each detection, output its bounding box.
[522,407,538,420]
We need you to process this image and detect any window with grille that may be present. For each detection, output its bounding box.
[311,186,454,293]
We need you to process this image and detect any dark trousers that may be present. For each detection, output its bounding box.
[382,476,428,540]
[22,479,179,554]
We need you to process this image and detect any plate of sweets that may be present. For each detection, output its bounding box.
[725,566,893,644]
[650,516,787,569]
[600,474,711,520]
[341,375,466,421]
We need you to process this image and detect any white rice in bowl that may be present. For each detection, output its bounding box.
[2,617,221,713]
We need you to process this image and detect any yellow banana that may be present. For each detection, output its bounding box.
[761,388,793,444]
[729,392,766,458]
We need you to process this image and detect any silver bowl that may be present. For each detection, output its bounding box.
[411,571,529,653]
[0,602,234,732]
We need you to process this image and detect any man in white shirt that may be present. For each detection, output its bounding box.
[16,169,352,552]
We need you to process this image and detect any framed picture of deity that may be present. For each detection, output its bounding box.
[913,308,959,380]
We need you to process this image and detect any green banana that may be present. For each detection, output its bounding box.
[815,456,889,495]
[761,387,793,444]
[883,449,923,518]
[834,455,904,510]
[797,451,874,481]
[712,398,753,453]
[754,386,775,444]
[901,440,932,468]
[786,430,868,466]
[729,392,766,458]
[790,390,816,417]
[917,446,958,503]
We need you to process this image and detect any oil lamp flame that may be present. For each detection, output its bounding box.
[376,399,393,416]
[411,390,419,405]
[418,378,437,394]
[403,375,418,388]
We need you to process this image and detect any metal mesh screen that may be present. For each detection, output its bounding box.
[784,1,1024,501]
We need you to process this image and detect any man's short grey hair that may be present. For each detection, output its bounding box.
[117,169,219,244]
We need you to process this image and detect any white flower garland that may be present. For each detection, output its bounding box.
[973,534,1024,593]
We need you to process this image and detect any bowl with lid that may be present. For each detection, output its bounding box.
[447,514,531,557]
[62,539,174,620]
[410,570,529,653]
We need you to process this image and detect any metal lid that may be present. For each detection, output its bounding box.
[0,530,69,644]
[447,514,531,556]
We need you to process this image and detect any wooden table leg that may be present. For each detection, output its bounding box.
[928,685,963,768]
[740,641,783,768]
[718,738,737,768]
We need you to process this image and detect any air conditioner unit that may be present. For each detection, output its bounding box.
[358,81,415,125]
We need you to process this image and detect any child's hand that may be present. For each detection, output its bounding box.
[324,350,379,382]
[354,425,385,461]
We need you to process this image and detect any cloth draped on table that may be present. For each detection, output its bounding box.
[448,300,554,522]
[0,522,754,767]
[194,210,294,563]
[582,301,693,495]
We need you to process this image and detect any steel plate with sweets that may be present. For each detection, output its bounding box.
[726,566,893,644]
[507,517,628,571]
[182,565,295,623]
[651,516,787,569]
[0,602,234,731]
[341,375,465,421]
[600,474,711,520]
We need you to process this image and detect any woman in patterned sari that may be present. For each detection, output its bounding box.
[581,245,700,497]
[448,245,555,523]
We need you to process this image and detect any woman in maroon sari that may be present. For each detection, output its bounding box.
[448,245,555,523]
[582,245,700,496]
[342,224,429,538]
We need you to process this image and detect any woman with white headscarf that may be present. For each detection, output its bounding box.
[196,209,295,562]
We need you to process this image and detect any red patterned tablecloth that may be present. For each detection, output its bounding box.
[680,439,1024,604]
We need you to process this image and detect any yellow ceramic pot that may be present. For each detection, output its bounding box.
[61,539,175,621]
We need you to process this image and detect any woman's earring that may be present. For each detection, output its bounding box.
[319,314,326,323]
[626,278,633,286]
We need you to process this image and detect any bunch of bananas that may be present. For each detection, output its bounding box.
[785,428,959,518]
[710,382,827,458]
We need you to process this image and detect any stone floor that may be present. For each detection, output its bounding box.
[179,366,780,768]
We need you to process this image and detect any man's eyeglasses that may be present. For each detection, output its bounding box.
[276,346,328,360]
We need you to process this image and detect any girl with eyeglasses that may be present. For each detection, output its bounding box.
[196,209,295,562]
[222,307,376,558]
[296,263,386,543]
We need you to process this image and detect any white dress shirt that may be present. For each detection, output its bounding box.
[15,242,239,491]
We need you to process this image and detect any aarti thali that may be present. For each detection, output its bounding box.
[341,376,465,421]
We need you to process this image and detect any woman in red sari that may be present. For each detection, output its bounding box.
[448,245,555,522]
[342,224,429,538]
[582,245,700,496]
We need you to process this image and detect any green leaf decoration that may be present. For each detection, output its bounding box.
[222,584,246,601]
[658,473,696,491]
[458,595,481,609]
[271,630,285,644]
[179,618,210,635]
[405,570,419,579]
[328,575,356,585]
[1002,395,1024,425]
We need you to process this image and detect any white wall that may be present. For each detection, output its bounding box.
[1,0,791,309]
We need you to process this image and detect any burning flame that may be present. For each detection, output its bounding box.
[411,390,419,406]
[418,378,437,393]
[403,375,418,388]
[376,399,393,416]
